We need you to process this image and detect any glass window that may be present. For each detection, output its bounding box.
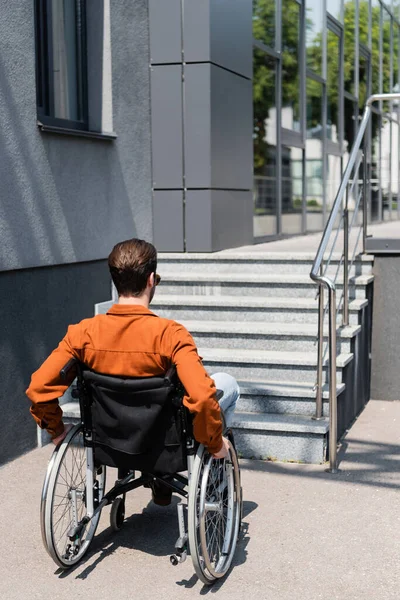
[391,121,399,217]
[382,9,391,93]
[359,52,370,110]
[253,0,275,49]
[327,0,343,23]
[35,0,87,128]
[344,97,357,154]
[371,0,381,93]
[253,50,278,237]
[359,0,369,47]
[306,0,323,74]
[282,146,304,234]
[327,29,340,143]
[392,26,399,92]
[344,1,356,95]
[381,115,391,220]
[326,155,342,212]
[282,0,301,132]
[306,78,324,230]
[371,111,381,221]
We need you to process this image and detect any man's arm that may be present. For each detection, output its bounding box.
[26,326,80,440]
[169,323,223,455]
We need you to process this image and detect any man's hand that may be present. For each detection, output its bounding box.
[212,436,230,459]
[52,423,73,445]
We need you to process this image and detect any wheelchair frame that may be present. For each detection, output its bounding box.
[40,359,242,585]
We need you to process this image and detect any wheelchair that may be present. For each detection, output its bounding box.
[40,359,242,585]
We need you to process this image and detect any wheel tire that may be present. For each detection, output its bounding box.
[188,440,241,585]
[110,497,125,531]
[40,424,106,568]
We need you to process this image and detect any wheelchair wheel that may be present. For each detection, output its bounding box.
[41,424,106,568]
[110,496,125,531]
[188,439,241,585]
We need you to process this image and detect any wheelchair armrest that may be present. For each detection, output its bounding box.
[164,364,177,386]
[60,358,78,381]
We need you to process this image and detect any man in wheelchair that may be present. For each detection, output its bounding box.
[27,238,239,508]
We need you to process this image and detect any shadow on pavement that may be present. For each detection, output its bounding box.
[58,498,257,588]
[239,437,400,491]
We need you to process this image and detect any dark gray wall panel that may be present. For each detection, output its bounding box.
[153,191,184,251]
[0,0,153,272]
[371,257,400,400]
[151,65,183,189]
[183,0,210,63]
[184,0,252,79]
[0,261,109,466]
[149,0,182,64]
[210,65,253,190]
[185,191,213,252]
[184,65,212,188]
[186,190,253,252]
[210,0,252,79]
[185,64,252,190]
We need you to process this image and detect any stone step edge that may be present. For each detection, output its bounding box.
[151,295,369,311]
[158,252,373,262]
[159,273,374,286]
[232,411,329,434]
[200,348,354,369]
[180,320,361,339]
[238,379,346,399]
[62,403,329,436]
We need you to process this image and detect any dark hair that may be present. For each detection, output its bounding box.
[108,239,157,297]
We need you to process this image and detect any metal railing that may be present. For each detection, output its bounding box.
[310,93,400,473]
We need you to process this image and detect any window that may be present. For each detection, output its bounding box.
[281,0,301,132]
[35,0,88,130]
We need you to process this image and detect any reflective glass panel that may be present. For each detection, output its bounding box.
[344,97,357,155]
[51,0,83,121]
[382,9,391,93]
[326,155,342,212]
[253,0,275,49]
[371,0,381,93]
[359,0,369,47]
[327,29,340,143]
[359,52,370,110]
[392,27,399,92]
[306,0,323,74]
[282,0,301,132]
[371,112,381,221]
[381,115,391,220]
[282,146,304,234]
[390,121,399,217]
[344,1,356,95]
[306,79,324,231]
[253,50,277,237]
[327,0,343,22]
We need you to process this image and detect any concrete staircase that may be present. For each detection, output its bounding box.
[151,252,374,464]
[61,251,374,465]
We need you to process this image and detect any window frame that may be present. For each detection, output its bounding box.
[34,0,89,131]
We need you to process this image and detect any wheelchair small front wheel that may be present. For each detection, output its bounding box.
[40,424,106,568]
[110,497,125,531]
[188,439,241,585]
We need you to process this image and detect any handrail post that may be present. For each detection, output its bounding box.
[327,285,338,473]
[343,185,349,326]
[362,150,368,254]
[314,267,324,420]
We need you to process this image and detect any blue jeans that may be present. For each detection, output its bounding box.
[212,372,240,429]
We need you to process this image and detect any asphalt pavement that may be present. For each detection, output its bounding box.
[1,399,400,600]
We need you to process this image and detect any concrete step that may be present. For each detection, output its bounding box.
[158,252,373,276]
[181,320,360,354]
[151,295,368,326]
[158,273,373,300]
[237,379,345,417]
[201,347,353,383]
[231,411,329,463]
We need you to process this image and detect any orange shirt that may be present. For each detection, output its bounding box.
[26,304,223,454]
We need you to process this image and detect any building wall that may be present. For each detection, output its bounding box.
[0,0,153,273]
[0,0,153,463]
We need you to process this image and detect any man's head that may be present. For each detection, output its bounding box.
[108,238,158,299]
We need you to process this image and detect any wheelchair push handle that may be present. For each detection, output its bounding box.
[60,358,78,381]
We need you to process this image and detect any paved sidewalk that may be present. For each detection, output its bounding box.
[1,399,400,600]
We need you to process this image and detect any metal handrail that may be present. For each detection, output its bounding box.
[310,93,400,473]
